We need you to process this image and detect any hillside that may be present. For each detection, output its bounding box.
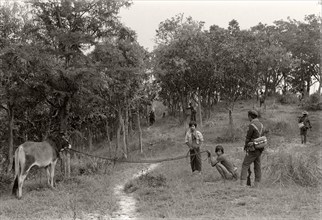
[0,98,321,220]
[125,99,321,219]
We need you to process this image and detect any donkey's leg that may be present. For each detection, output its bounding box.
[50,160,58,188]
[18,173,28,199]
[46,165,51,186]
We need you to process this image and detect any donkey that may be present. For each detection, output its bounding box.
[12,133,71,199]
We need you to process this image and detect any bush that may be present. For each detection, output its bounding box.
[124,173,167,194]
[70,157,112,176]
[138,173,167,188]
[276,93,298,105]
[303,93,322,111]
[265,119,292,136]
[216,125,244,143]
[0,172,13,194]
[264,150,322,187]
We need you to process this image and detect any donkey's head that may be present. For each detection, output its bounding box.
[48,132,71,152]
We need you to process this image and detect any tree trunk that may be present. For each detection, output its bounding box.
[105,120,111,156]
[66,151,71,178]
[120,114,127,158]
[116,117,121,157]
[306,77,311,95]
[136,109,143,153]
[180,93,189,127]
[124,103,129,148]
[88,128,93,151]
[228,108,234,139]
[129,109,133,135]
[197,89,203,127]
[118,107,127,158]
[59,95,70,133]
[7,104,14,173]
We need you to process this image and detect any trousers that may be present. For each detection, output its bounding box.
[240,150,262,182]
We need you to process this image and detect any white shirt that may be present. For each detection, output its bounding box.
[185,130,204,145]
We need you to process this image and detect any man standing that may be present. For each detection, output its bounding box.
[185,121,204,174]
[298,111,312,144]
[259,91,265,108]
[240,110,264,187]
[187,103,197,122]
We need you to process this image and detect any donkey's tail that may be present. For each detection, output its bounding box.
[12,146,21,195]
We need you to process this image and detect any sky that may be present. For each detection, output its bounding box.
[119,0,321,51]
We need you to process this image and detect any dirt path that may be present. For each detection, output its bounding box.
[76,163,159,220]
[111,163,159,219]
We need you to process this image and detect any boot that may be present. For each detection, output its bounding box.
[240,180,247,187]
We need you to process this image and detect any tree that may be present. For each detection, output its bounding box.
[90,26,148,158]
[29,0,132,135]
[214,21,259,130]
[154,15,208,125]
[274,15,321,96]
[0,1,42,172]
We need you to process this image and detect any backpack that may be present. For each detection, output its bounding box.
[251,123,267,150]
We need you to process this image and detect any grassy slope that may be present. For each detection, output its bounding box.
[129,99,322,219]
[0,99,320,219]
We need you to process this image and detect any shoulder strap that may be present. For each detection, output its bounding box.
[251,123,263,136]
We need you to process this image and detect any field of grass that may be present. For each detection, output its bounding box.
[125,99,322,219]
[0,98,321,219]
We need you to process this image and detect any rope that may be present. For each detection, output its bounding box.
[66,148,210,164]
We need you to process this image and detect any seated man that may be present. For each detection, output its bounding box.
[208,145,238,180]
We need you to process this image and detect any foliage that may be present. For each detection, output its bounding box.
[124,173,167,194]
[0,0,149,169]
[70,156,112,176]
[303,93,322,111]
[153,14,321,118]
[215,126,244,143]
[276,93,298,105]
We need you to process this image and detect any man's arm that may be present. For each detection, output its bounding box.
[185,131,192,149]
[209,156,219,167]
[197,131,204,148]
[245,124,254,148]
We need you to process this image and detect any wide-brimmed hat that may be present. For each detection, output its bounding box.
[302,111,308,115]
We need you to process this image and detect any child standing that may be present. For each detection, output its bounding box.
[298,111,312,144]
[185,121,204,174]
[208,145,238,180]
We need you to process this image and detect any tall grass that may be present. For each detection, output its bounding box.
[276,93,299,105]
[303,93,322,111]
[264,150,322,187]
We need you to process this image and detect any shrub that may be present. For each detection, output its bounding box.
[264,150,322,187]
[303,93,322,111]
[124,173,167,194]
[70,157,111,176]
[138,173,167,188]
[0,172,12,194]
[265,120,292,136]
[216,125,244,143]
[276,93,298,105]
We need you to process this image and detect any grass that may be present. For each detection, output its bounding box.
[0,173,118,219]
[0,97,321,219]
[126,98,322,219]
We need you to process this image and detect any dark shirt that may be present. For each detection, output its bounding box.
[298,116,311,131]
[245,118,263,148]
